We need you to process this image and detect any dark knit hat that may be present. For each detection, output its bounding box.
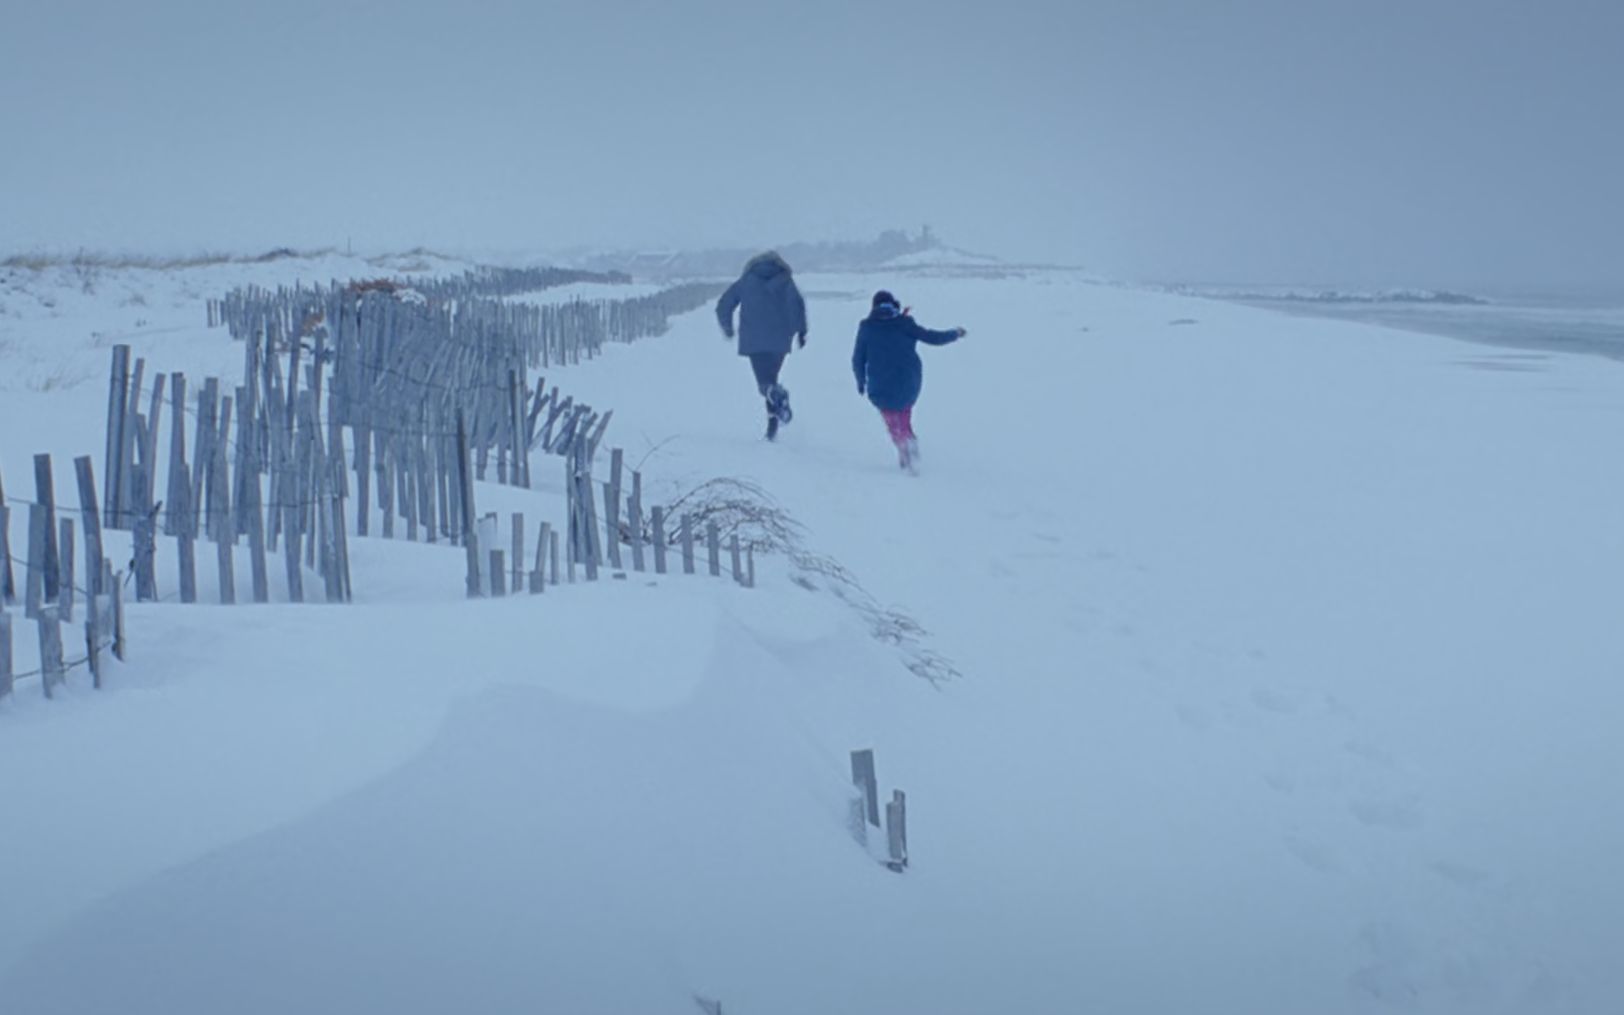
[872,290,899,311]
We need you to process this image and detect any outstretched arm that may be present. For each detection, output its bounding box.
[716,280,742,337]
[908,318,965,346]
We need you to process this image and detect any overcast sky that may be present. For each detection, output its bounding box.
[4,0,1621,287]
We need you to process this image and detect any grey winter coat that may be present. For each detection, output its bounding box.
[716,252,808,356]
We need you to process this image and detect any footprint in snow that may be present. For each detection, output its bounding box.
[1175,704,1213,732]
[1430,860,1493,890]
[1284,835,1341,874]
[1344,739,1397,768]
[1350,795,1424,831]
[1251,687,1301,714]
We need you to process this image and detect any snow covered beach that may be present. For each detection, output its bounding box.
[2,255,1621,1014]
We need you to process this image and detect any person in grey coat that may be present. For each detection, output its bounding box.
[716,251,808,440]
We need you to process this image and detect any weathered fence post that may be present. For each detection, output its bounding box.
[490,550,506,597]
[885,790,909,872]
[605,448,624,570]
[681,514,695,575]
[112,569,126,660]
[0,613,12,701]
[131,465,157,602]
[651,506,667,575]
[531,521,550,594]
[729,534,743,586]
[629,470,645,573]
[457,410,481,598]
[104,345,131,528]
[0,474,16,603]
[85,592,104,689]
[37,605,64,700]
[25,503,47,620]
[850,749,880,828]
[512,513,524,593]
[73,457,105,600]
[34,454,60,604]
[579,444,601,582]
[707,521,721,578]
[58,518,75,622]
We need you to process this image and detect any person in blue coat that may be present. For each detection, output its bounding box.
[716,251,808,440]
[851,290,966,472]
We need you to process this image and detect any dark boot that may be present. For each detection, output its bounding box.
[766,384,792,425]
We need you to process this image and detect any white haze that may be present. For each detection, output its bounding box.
[3,0,1622,288]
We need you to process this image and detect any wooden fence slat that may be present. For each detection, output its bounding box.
[0,503,11,605]
[0,612,12,700]
[353,425,371,536]
[651,506,667,575]
[58,518,75,622]
[681,513,695,575]
[851,749,880,827]
[34,454,60,604]
[37,605,64,699]
[511,512,524,593]
[580,448,601,582]
[629,471,645,572]
[456,410,481,598]
[531,521,550,593]
[605,448,624,569]
[85,592,102,689]
[0,472,12,603]
[104,345,131,528]
[25,502,47,620]
[707,521,721,578]
[165,372,188,539]
[108,568,125,660]
[490,550,506,597]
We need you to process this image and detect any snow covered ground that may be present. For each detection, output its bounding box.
[2,254,1621,1014]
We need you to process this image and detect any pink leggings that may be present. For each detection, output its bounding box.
[880,407,915,446]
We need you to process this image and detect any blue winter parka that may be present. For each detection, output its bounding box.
[851,306,961,411]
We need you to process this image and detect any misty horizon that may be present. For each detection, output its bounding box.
[4,0,1621,291]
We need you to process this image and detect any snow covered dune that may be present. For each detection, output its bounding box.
[2,258,1621,1013]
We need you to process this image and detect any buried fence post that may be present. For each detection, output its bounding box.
[457,409,481,599]
[651,506,667,575]
[37,605,64,700]
[111,568,126,661]
[512,513,524,593]
[885,790,909,872]
[0,502,13,606]
[531,521,551,594]
[73,457,105,600]
[34,454,60,605]
[629,470,644,572]
[850,749,880,828]
[85,592,102,689]
[25,503,47,620]
[0,612,12,701]
[58,518,75,623]
[605,448,623,569]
